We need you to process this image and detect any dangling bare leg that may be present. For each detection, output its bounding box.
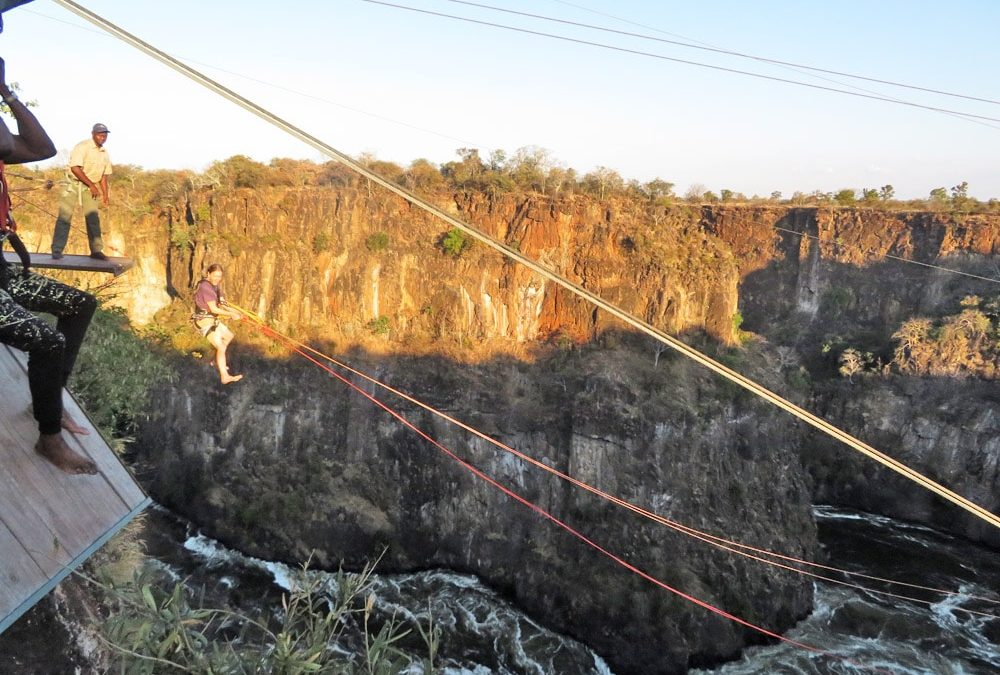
[209,326,243,384]
[36,433,98,475]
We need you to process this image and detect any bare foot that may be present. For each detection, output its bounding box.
[36,434,99,475]
[61,409,90,435]
[221,373,244,384]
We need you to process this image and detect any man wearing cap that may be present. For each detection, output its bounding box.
[51,122,113,260]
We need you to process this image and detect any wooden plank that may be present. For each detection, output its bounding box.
[0,519,48,615]
[0,320,150,635]
[3,251,134,277]
[62,393,146,507]
[0,347,141,571]
[3,346,146,507]
[0,413,116,572]
[0,496,151,635]
[0,346,133,534]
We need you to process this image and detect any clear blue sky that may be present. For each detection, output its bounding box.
[1,0,998,199]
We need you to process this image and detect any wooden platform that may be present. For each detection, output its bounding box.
[0,345,150,634]
[3,251,134,277]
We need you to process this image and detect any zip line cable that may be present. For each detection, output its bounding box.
[247,320,877,669]
[360,0,1000,125]
[15,13,1000,285]
[772,225,1000,286]
[446,0,1000,106]
[227,301,999,618]
[51,0,1000,531]
[21,7,488,151]
[448,0,1000,133]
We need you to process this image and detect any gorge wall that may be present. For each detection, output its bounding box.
[700,206,1000,546]
[12,181,1000,671]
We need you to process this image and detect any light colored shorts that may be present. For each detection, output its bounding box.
[194,316,227,337]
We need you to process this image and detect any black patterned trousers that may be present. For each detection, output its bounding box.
[0,269,96,435]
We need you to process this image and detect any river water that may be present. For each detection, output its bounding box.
[141,505,999,674]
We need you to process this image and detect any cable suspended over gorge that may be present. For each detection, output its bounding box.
[227,300,1000,624]
[234,308,886,671]
[49,0,1000,532]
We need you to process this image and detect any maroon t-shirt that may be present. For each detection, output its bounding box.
[194,279,222,314]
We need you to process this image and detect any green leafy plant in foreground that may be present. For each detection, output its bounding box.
[98,556,439,674]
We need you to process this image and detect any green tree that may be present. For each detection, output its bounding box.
[642,178,675,201]
[834,188,856,206]
[441,148,486,189]
[507,145,551,192]
[441,228,471,256]
[951,181,973,212]
[879,184,895,201]
[546,166,577,196]
[581,166,624,200]
[403,158,445,192]
[487,148,507,171]
[208,155,268,189]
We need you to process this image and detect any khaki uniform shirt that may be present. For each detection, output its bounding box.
[68,138,113,184]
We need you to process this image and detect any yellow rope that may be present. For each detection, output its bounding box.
[53,0,1000,531]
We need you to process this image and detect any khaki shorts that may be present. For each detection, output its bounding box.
[194,316,227,337]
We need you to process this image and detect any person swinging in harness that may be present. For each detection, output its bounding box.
[193,263,244,384]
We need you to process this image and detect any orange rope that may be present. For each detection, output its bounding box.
[253,322,883,670]
[229,306,997,618]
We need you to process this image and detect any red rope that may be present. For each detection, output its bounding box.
[253,323,885,670]
[241,318,998,617]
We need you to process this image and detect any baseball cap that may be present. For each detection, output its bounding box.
[92,123,110,134]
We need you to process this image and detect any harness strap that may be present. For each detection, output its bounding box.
[0,161,30,278]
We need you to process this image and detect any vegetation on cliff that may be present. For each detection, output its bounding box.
[32,307,435,673]
[890,295,1000,378]
[832,295,1000,380]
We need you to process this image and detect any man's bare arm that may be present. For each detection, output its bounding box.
[0,57,55,165]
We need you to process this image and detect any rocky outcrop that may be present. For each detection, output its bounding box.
[702,206,1000,340]
[809,377,1000,547]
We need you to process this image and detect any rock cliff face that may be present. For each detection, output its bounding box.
[702,206,1000,546]
[702,206,1000,339]
[137,339,815,674]
[15,186,1000,670]
[17,187,736,347]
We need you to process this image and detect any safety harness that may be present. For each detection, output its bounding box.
[0,160,32,289]
[192,278,222,335]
